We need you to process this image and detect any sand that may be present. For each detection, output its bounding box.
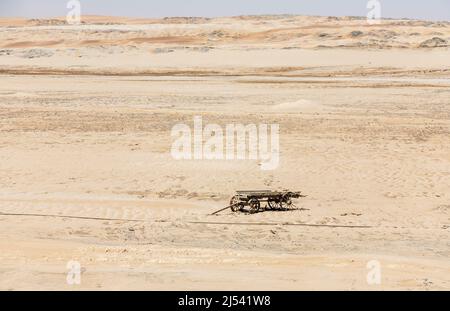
[0,15,449,291]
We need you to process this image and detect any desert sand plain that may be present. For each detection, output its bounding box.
[0,15,449,290]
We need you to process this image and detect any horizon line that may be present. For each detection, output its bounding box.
[1,13,449,23]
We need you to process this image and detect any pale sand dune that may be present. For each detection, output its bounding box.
[0,15,449,290]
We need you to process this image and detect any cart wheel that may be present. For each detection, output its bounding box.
[281,195,293,209]
[230,196,242,212]
[268,199,280,210]
[249,199,260,214]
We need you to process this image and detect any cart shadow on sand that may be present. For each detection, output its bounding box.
[230,206,310,215]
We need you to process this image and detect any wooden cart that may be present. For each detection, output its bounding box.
[226,190,306,214]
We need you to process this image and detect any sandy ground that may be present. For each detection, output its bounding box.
[0,15,449,290]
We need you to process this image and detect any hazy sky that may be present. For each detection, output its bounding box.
[1,0,450,21]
